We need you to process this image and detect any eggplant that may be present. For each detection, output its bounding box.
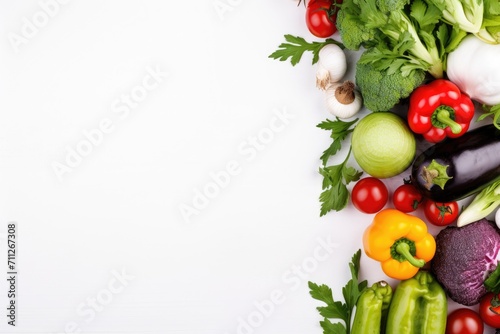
[411,124,500,202]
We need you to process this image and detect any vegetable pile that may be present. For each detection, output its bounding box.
[310,249,448,333]
[270,0,500,332]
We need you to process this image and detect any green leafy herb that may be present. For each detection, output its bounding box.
[478,104,500,130]
[410,0,442,29]
[335,0,447,78]
[309,249,368,334]
[357,33,429,77]
[268,34,344,66]
[319,150,362,216]
[485,262,500,306]
[317,118,358,166]
[317,118,362,216]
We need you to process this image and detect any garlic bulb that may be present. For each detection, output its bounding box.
[316,43,347,90]
[325,81,362,119]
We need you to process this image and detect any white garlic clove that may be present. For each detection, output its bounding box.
[316,63,332,90]
[318,43,347,84]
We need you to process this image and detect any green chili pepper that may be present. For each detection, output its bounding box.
[386,271,447,334]
[351,281,393,334]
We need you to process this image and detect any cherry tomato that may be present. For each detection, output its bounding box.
[305,0,340,38]
[424,200,459,226]
[392,183,423,213]
[351,177,388,214]
[479,292,500,328]
[446,308,484,334]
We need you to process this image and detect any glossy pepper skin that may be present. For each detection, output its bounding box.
[407,79,474,143]
[386,271,447,334]
[351,281,393,334]
[363,209,436,280]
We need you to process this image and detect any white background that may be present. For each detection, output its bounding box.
[0,0,492,333]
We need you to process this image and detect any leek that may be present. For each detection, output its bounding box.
[457,179,500,227]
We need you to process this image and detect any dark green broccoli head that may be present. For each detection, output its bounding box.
[355,50,426,112]
[376,0,410,13]
[336,0,377,50]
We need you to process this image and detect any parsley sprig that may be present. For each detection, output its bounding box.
[270,37,360,216]
[308,249,368,334]
[268,34,344,66]
[478,104,500,130]
[317,118,358,166]
[317,118,362,216]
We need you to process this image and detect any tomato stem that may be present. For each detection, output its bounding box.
[436,203,453,222]
[328,0,341,17]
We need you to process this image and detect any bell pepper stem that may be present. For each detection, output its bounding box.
[396,242,425,268]
[435,106,462,134]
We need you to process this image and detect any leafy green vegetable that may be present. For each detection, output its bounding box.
[335,0,377,51]
[317,118,362,215]
[477,0,500,43]
[319,148,362,216]
[424,0,483,34]
[308,249,368,334]
[478,104,500,130]
[336,0,447,78]
[484,261,500,305]
[334,0,477,111]
[355,49,426,112]
[317,118,358,166]
[268,34,344,66]
[457,179,500,227]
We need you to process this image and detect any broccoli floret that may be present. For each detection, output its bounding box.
[376,0,409,13]
[355,50,426,112]
[336,0,377,50]
[338,0,444,78]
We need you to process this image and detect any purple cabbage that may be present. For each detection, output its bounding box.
[431,219,500,306]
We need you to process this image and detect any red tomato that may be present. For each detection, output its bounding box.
[351,177,388,214]
[479,292,500,328]
[305,0,340,38]
[392,184,423,213]
[424,200,459,226]
[446,308,484,334]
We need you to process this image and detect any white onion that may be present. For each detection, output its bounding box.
[447,35,500,105]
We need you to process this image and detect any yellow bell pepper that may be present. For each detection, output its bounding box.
[363,209,436,280]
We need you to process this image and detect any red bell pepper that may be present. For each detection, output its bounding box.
[407,79,475,143]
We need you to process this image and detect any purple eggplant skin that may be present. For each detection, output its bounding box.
[411,124,500,202]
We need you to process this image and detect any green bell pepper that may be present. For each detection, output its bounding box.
[351,281,393,334]
[386,271,447,334]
